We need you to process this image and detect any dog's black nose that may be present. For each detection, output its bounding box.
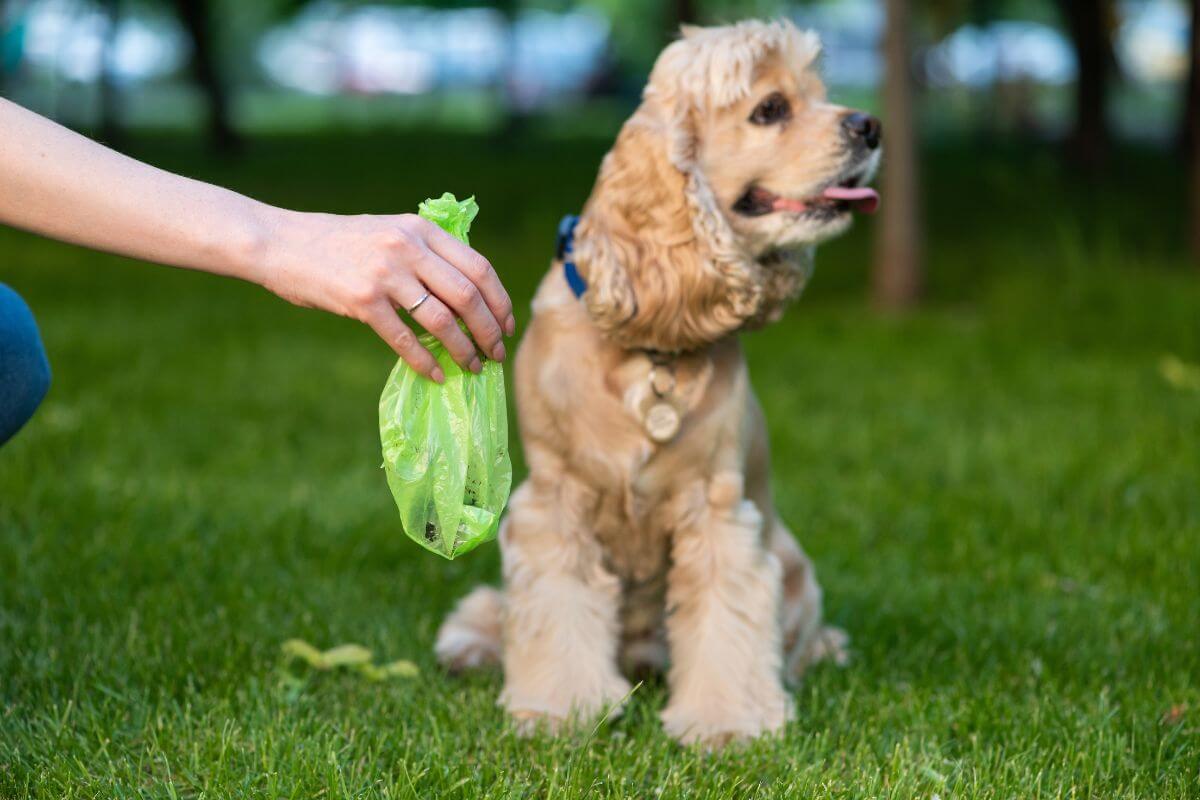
[842,112,881,150]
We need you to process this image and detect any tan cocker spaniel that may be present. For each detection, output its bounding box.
[437,20,881,748]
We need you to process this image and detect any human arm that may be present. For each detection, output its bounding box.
[0,98,514,381]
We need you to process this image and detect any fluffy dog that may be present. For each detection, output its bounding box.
[436,20,880,748]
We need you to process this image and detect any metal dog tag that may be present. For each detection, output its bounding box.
[645,402,681,442]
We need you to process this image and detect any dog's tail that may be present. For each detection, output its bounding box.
[435,585,504,673]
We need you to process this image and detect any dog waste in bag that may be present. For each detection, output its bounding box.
[379,193,512,559]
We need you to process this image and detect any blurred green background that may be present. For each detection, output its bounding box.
[1,1,1199,797]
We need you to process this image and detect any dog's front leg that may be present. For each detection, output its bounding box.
[499,483,631,735]
[660,472,793,748]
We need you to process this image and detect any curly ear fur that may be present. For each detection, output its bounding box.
[572,20,816,353]
[574,118,765,352]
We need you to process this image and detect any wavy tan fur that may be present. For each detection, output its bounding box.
[437,20,872,748]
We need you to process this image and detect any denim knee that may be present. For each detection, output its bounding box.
[0,284,51,445]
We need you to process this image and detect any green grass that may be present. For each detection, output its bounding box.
[1,130,1198,798]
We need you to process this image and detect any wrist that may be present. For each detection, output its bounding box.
[221,200,297,289]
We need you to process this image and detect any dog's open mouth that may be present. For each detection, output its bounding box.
[734,175,879,218]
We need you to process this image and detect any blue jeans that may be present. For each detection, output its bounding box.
[0,284,50,445]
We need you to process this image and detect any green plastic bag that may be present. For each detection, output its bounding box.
[378,194,512,559]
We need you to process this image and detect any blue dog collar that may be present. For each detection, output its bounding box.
[556,214,587,298]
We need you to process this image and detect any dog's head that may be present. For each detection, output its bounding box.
[574,20,881,352]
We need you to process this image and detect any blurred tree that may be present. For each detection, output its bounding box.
[0,0,19,95]
[1193,147,1199,266]
[668,0,697,32]
[1056,0,1114,169]
[171,0,239,153]
[404,0,524,136]
[872,0,922,309]
[492,0,522,138]
[583,0,788,68]
[1185,0,1198,155]
[97,0,123,147]
[581,0,662,71]
[1189,0,1199,263]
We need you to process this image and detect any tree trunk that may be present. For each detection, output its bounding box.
[1058,0,1112,169]
[491,0,525,144]
[872,0,922,309]
[1190,0,1200,263]
[0,4,9,96]
[172,0,239,153]
[1192,135,1200,266]
[1,3,39,104]
[1185,0,1199,151]
[667,0,697,40]
[97,0,123,148]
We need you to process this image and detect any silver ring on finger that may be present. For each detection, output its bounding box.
[406,291,431,314]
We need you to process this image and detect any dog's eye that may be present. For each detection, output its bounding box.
[749,93,791,125]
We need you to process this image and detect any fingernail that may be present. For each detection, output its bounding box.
[431,367,445,384]
[505,315,516,336]
[492,342,506,362]
[469,357,483,374]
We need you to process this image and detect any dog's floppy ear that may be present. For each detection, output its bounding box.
[574,118,693,350]
[573,102,762,352]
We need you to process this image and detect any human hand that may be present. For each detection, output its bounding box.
[258,210,515,383]
[0,98,513,378]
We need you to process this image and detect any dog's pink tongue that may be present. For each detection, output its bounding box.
[822,186,880,214]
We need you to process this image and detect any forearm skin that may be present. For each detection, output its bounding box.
[0,98,280,284]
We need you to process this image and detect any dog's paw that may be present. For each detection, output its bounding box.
[808,625,850,668]
[660,693,793,750]
[435,587,504,674]
[502,675,632,737]
[436,628,501,675]
[510,709,568,737]
[508,699,626,738]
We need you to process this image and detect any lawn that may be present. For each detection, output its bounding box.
[1,129,1198,798]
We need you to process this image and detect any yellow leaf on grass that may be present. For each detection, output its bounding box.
[281,639,329,668]
[378,659,420,678]
[281,639,418,681]
[320,644,374,667]
[1159,355,1200,393]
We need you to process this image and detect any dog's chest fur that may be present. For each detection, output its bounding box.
[588,348,735,582]
[530,331,744,582]
[518,289,752,585]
